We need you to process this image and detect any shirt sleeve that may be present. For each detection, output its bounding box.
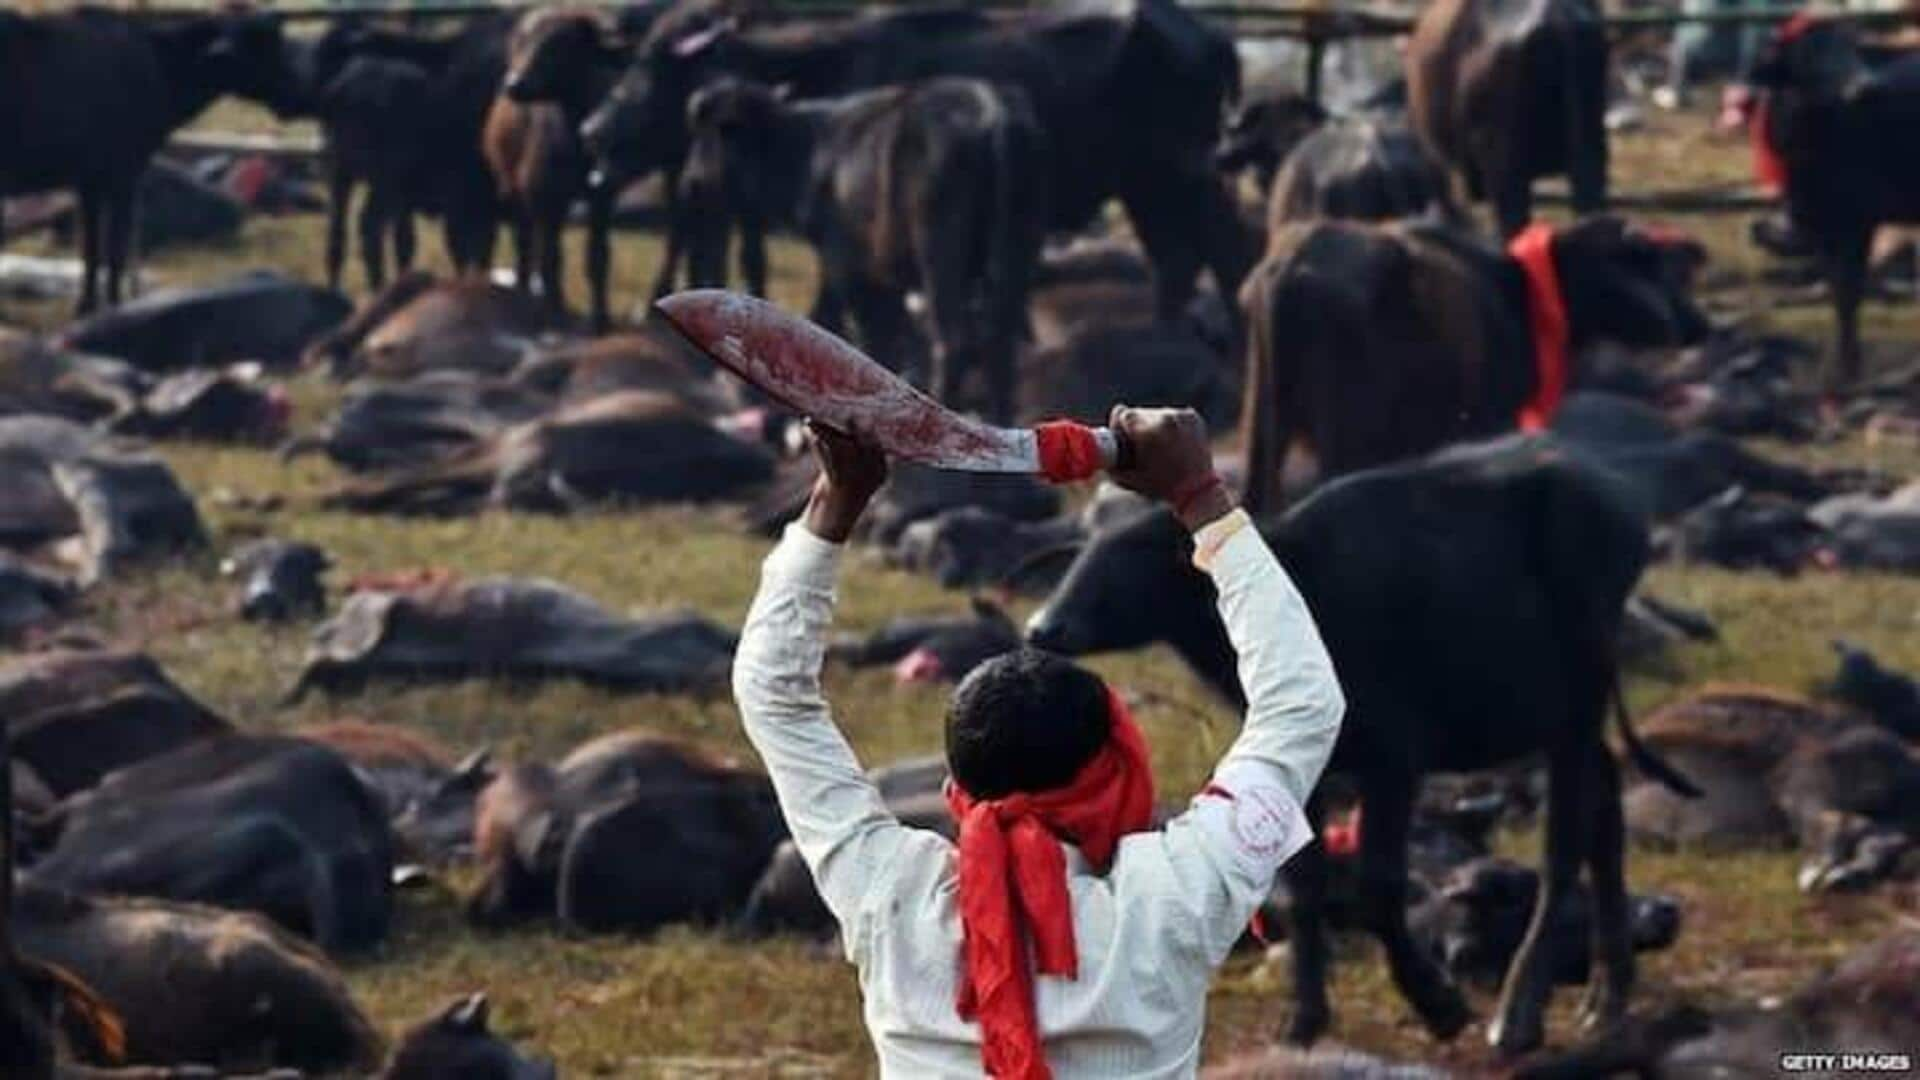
[1154,516,1345,963]
[732,522,916,951]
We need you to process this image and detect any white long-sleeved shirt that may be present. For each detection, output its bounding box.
[732,516,1344,1079]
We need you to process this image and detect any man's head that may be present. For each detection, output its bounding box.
[945,647,1113,799]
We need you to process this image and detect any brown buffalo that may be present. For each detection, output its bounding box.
[467,731,785,934]
[301,271,563,380]
[1237,217,1709,512]
[1406,0,1609,236]
[317,390,774,516]
[15,883,382,1074]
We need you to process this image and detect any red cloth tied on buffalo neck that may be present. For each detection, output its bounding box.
[944,689,1155,1080]
[1033,421,1103,484]
[1750,11,1820,194]
[1507,224,1570,432]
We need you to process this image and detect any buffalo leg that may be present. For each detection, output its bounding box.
[1120,175,1206,321]
[325,169,352,291]
[848,281,918,382]
[538,205,567,317]
[1580,745,1634,1032]
[75,187,103,315]
[509,208,533,295]
[394,207,418,277]
[738,209,768,298]
[1358,774,1472,1039]
[1284,789,1334,1045]
[101,181,136,307]
[586,189,612,332]
[358,186,389,292]
[652,170,693,300]
[1820,225,1872,394]
[1490,742,1590,1054]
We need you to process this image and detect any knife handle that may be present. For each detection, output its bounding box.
[1092,427,1134,472]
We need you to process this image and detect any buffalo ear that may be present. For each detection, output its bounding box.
[444,992,491,1033]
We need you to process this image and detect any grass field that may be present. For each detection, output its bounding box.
[5,99,1920,1077]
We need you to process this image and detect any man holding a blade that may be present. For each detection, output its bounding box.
[732,406,1345,1079]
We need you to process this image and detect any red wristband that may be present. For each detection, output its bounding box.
[1171,471,1225,520]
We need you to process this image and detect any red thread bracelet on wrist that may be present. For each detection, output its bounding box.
[1171,472,1225,521]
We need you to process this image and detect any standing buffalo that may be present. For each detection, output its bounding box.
[583,0,1252,320]
[683,77,1047,420]
[1027,439,1698,1053]
[0,9,305,313]
[1406,0,1609,236]
[1237,217,1709,511]
[1746,18,1920,390]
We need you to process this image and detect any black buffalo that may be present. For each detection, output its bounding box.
[683,76,1047,421]
[30,734,395,954]
[1406,0,1609,236]
[1238,218,1709,512]
[584,0,1252,320]
[1746,20,1920,390]
[1027,439,1699,1053]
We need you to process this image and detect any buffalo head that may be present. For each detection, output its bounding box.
[1552,216,1713,352]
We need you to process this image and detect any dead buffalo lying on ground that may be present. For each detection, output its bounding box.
[381,993,554,1080]
[295,721,489,866]
[222,539,329,623]
[30,735,394,954]
[1809,482,1920,572]
[1549,392,1832,519]
[99,366,290,445]
[1655,487,1827,574]
[467,731,786,934]
[0,417,206,584]
[55,272,349,374]
[829,597,1021,685]
[1745,19,1920,390]
[1406,0,1609,235]
[293,575,735,697]
[509,322,738,412]
[321,391,774,515]
[1239,218,1709,512]
[2,649,228,801]
[1826,641,1920,742]
[285,370,553,474]
[1622,686,1920,891]
[888,508,1082,591]
[684,76,1048,420]
[302,271,563,379]
[1516,932,1920,1079]
[1027,438,1698,1053]
[14,883,382,1074]
[0,554,73,642]
[1409,857,1682,992]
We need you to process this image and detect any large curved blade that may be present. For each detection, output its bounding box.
[654,290,1039,472]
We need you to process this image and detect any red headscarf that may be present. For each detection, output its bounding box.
[1507,224,1570,433]
[1749,11,1822,195]
[944,689,1156,1080]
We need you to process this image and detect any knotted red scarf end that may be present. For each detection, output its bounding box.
[1033,421,1103,484]
[946,688,1156,1080]
[1507,224,1570,432]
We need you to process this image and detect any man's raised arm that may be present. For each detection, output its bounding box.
[732,423,909,931]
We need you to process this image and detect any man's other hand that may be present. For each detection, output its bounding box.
[803,419,888,543]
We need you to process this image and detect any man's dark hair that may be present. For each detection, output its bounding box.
[946,648,1112,799]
